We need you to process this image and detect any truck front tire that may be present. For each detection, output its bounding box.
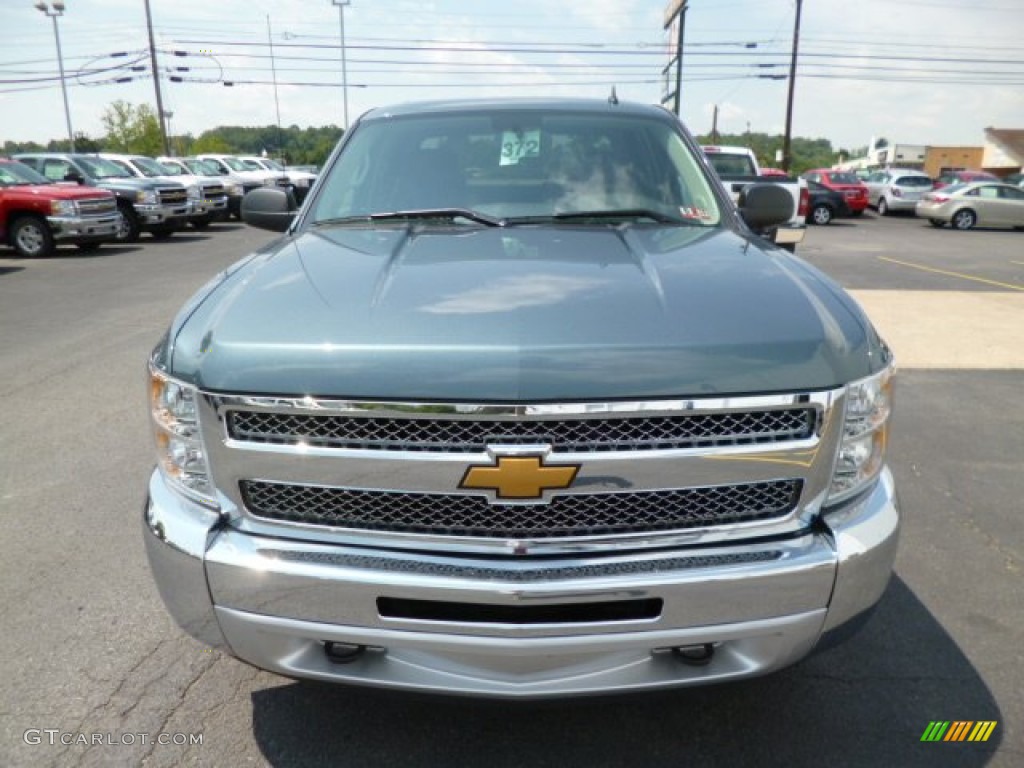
[10,215,55,258]
[117,204,141,243]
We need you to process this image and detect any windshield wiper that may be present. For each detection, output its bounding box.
[550,208,691,224]
[314,208,504,228]
[369,208,503,227]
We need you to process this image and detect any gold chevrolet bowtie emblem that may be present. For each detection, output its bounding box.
[459,455,580,500]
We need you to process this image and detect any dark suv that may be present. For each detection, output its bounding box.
[14,153,190,242]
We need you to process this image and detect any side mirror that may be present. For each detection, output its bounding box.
[737,183,794,231]
[64,170,84,184]
[241,187,297,232]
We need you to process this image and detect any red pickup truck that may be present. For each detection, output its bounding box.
[0,157,120,258]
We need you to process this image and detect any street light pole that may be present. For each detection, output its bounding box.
[34,1,74,152]
[330,0,351,129]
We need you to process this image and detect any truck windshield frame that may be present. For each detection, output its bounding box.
[310,110,723,229]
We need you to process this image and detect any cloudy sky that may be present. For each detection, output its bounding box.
[2,0,1022,154]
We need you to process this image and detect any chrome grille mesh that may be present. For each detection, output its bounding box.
[227,408,816,453]
[240,479,802,538]
[157,187,188,205]
[77,197,116,216]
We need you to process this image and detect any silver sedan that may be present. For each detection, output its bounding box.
[863,169,932,215]
[916,182,1024,230]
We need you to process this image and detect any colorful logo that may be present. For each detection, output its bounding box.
[459,455,579,500]
[920,721,997,742]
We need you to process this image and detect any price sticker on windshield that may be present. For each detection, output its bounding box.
[500,130,541,166]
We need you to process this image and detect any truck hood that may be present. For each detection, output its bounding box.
[4,184,113,202]
[169,225,881,400]
[91,177,178,191]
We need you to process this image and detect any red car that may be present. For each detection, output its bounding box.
[932,169,999,189]
[801,169,869,215]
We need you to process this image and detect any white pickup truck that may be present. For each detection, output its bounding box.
[701,145,808,251]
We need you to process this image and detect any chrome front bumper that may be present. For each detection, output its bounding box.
[144,467,899,698]
[46,213,121,241]
[190,198,229,218]
[135,202,190,224]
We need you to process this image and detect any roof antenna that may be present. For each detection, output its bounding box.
[608,86,619,105]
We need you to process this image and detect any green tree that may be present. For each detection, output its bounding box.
[190,133,233,154]
[72,133,102,153]
[100,100,162,155]
[695,131,839,175]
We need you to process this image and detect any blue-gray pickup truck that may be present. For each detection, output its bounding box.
[144,98,899,698]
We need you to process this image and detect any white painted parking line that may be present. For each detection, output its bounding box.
[850,290,1024,370]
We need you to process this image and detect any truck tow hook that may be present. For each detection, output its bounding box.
[671,643,715,666]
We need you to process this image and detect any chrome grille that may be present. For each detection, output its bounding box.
[226,408,816,453]
[240,479,802,538]
[77,197,116,216]
[157,187,188,205]
[202,183,226,198]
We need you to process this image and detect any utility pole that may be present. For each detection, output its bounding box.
[711,104,719,143]
[781,0,803,173]
[143,0,170,156]
[267,15,284,160]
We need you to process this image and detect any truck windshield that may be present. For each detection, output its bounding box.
[221,157,250,172]
[132,157,173,177]
[0,160,51,186]
[184,159,220,175]
[311,110,721,227]
[159,162,187,176]
[76,156,133,179]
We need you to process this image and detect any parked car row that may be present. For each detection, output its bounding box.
[796,166,1024,231]
[1,152,318,257]
[860,167,1024,230]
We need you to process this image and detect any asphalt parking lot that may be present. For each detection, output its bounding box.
[0,214,1021,767]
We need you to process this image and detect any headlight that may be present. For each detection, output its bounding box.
[186,184,201,200]
[262,177,277,186]
[136,190,158,205]
[149,365,216,506]
[827,363,895,505]
[50,199,77,216]
[224,182,242,196]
